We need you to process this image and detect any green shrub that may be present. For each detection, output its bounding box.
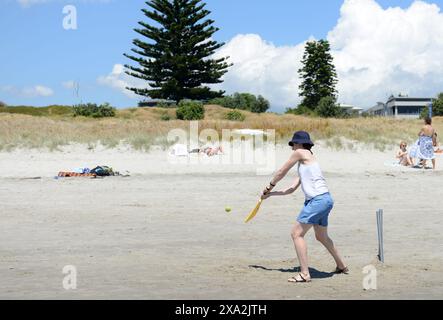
[226,110,245,121]
[156,101,177,108]
[285,105,316,116]
[210,92,270,113]
[316,96,344,118]
[160,112,171,121]
[209,97,235,108]
[73,103,116,118]
[176,100,205,120]
[420,93,443,118]
[251,95,270,113]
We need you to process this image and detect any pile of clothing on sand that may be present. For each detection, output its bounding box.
[57,166,129,178]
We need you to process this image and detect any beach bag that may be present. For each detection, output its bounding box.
[90,166,114,176]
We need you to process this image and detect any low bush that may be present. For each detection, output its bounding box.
[160,112,171,121]
[210,93,270,113]
[225,110,245,121]
[73,103,116,118]
[285,105,316,116]
[176,100,205,120]
[316,96,345,118]
[157,101,177,109]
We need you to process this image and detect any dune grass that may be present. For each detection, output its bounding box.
[0,105,73,117]
[0,105,441,152]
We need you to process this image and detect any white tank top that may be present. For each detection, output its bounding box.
[298,162,329,200]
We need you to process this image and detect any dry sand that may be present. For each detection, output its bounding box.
[0,144,442,299]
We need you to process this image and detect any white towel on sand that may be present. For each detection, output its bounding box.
[384,160,401,167]
[170,144,189,157]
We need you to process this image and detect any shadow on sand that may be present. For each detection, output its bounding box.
[249,265,334,280]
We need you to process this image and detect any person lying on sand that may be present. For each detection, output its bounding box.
[396,141,413,167]
[190,145,224,157]
[202,146,224,157]
[261,131,348,283]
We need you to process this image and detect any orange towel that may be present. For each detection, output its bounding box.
[58,172,97,177]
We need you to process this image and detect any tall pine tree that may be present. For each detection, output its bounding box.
[124,0,231,102]
[298,40,338,110]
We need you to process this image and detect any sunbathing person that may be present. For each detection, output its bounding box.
[189,145,224,157]
[202,145,224,157]
[396,141,413,167]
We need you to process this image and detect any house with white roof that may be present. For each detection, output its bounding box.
[367,95,432,119]
[338,103,364,116]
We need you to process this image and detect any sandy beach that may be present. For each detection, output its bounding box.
[1,144,442,299]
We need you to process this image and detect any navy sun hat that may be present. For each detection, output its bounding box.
[289,131,314,147]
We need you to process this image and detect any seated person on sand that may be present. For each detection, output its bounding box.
[396,141,413,167]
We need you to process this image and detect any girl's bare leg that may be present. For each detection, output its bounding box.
[291,223,313,278]
[314,225,347,270]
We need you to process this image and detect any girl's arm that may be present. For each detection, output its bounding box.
[262,151,302,196]
[262,178,301,199]
[396,150,406,158]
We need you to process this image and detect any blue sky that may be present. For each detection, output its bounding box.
[1,0,443,111]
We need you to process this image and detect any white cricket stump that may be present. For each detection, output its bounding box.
[376,209,384,263]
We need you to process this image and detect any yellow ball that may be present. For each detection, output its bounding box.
[225,206,232,213]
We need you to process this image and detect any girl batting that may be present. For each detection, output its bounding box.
[262,131,348,283]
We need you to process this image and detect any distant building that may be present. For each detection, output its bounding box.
[367,102,388,117]
[367,95,432,118]
[338,103,364,116]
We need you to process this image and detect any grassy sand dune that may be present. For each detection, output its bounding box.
[1,105,441,151]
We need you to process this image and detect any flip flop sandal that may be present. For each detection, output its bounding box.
[335,267,350,274]
[288,273,311,283]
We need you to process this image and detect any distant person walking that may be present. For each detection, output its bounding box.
[261,131,348,283]
[417,117,437,169]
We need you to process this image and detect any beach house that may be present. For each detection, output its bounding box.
[338,104,364,116]
[367,95,432,118]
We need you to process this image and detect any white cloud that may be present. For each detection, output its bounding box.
[17,0,111,8]
[97,64,146,98]
[62,80,76,89]
[329,0,443,108]
[1,85,54,97]
[96,0,443,111]
[211,34,307,110]
[17,0,49,7]
[212,0,443,111]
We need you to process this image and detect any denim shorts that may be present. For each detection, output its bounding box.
[297,193,334,227]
